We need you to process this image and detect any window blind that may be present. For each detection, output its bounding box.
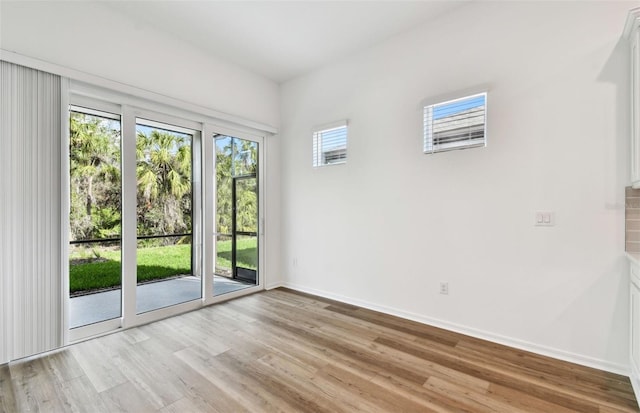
[313,121,348,167]
[0,60,63,362]
[424,93,487,154]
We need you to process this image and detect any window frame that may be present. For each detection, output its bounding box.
[312,120,348,167]
[423,91,488,154]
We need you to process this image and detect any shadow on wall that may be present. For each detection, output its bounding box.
[596,36,631,368]
[546,259,629,368]
[598,37,630,209]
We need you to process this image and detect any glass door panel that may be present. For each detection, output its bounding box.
[136,120,200,313]
[234,177,258,283]
[68,108,122,329]
[214,135,258,296]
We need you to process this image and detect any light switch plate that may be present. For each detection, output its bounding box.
[535,211,555,226]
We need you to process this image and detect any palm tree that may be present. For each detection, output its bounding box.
[216,137,233,235]
[136,129,192,238]
[69,112,121,240]
[215,136,258,235]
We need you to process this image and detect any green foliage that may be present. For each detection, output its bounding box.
[136,129,192,239]
[69,240,256,292]
[69,112,121,240]
[70,113,193,245]
[215,137,258,235]
[216,141,233,235]
[235,179,257,233]
[92,207,121,238]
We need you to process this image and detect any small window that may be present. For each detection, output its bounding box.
[313,121,347,167]
[424,92,487,154]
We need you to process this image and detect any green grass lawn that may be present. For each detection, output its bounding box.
[215,237,257,272]
[70,238,257,293]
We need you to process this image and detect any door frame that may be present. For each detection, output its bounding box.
[123,107,204,328]
[65,86,269,343]
[203,124,265,306]
[66,95,125,342]
[67,100,207,341]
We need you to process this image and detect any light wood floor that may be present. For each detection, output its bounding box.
[1,288,638,412]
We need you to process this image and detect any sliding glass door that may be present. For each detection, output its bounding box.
[67,98,263,340]
[135,119,201,313]
[68,107,122,329]
[213,134,259,296]
[67,104,204,338]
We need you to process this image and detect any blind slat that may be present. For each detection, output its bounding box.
[424,93,487,154]
[313,123,348,167]
[0,61,63,362]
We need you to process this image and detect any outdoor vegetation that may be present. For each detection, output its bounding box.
[215,136,258,235]
[69,112,121,241]
[69,238,256,293]
[69,112,258,293]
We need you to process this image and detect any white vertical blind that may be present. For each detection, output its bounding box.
[0,60,62,362]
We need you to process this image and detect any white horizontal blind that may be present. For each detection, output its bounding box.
[424,93,487,154]
[313,121,348,167]
[0,60,63,362]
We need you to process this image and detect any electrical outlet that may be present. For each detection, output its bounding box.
[440,282,449,295]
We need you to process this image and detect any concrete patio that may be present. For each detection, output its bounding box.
[70,276,253,328]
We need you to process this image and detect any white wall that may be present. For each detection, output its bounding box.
[280,1,634,371]
[0,1,279,128]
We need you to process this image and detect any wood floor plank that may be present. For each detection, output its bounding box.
[9,358,69,412]
[452,338,638,408]
[258,355,349,413]
[457,337,631,386]
[112,339,184,408]
[307,365,394,412]
[326,304,462,346]
[444,337,636,412]
[99,381,158,413]
[1,288,637,412]
[135,320,190,354]
[174,345,286,412]
[158,396,210,413]
[121,327,150,345]
[161,345,249,413]
[54,375,111,413]
[43,349,85,384]
[486,383,594,413]
[375,335,602,412]
[69,336,129,393]
[318,362,432,413]
[0,364,17,413]
[423,375,524,413]
[217,349,339,413]
[370,337,493,393]
[275,287,356,309]
[233,302,431,384]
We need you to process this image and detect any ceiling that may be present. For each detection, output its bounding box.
[103,1,470,84]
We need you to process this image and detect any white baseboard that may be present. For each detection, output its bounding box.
[631,360,640,404]
[281,282,629,376]
[265,281,284,290]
